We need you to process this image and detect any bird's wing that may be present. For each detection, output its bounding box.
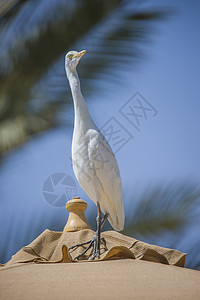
[87,129,124,231]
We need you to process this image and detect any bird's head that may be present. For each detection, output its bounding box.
[65,50,86,74]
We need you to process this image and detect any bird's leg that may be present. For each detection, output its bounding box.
[94,202,101,258]
[98,211,108,249]
[101,212,109,227]
[69,203,108,260]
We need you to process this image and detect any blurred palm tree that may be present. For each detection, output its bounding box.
[0,0,121,155]
[0,0,168,156]
[124,184,200,268]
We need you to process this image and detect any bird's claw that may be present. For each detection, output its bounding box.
[69,235,107,260]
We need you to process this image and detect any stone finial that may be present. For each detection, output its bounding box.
[63,197,91,232]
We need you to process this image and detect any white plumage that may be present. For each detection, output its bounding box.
[65,50,124,232]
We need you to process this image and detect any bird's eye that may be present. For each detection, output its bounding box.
[68,54,73,60]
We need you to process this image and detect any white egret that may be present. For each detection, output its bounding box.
[65,50,124,259]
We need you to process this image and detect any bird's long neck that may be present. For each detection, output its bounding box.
[68,70,95,132]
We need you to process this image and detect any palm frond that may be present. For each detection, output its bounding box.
[0,102,62,154]
[0,0,121,155]
[0,0,170,157]
[124,183,200,237]
[0,0,25,22]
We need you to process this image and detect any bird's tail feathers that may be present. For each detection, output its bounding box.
[108,212,124,232]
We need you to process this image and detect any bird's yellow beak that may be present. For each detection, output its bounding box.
[78,50,86,57]
[73,50,86,58]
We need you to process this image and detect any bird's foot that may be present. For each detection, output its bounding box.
[69,233,107,260]
[69,204,108,260]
